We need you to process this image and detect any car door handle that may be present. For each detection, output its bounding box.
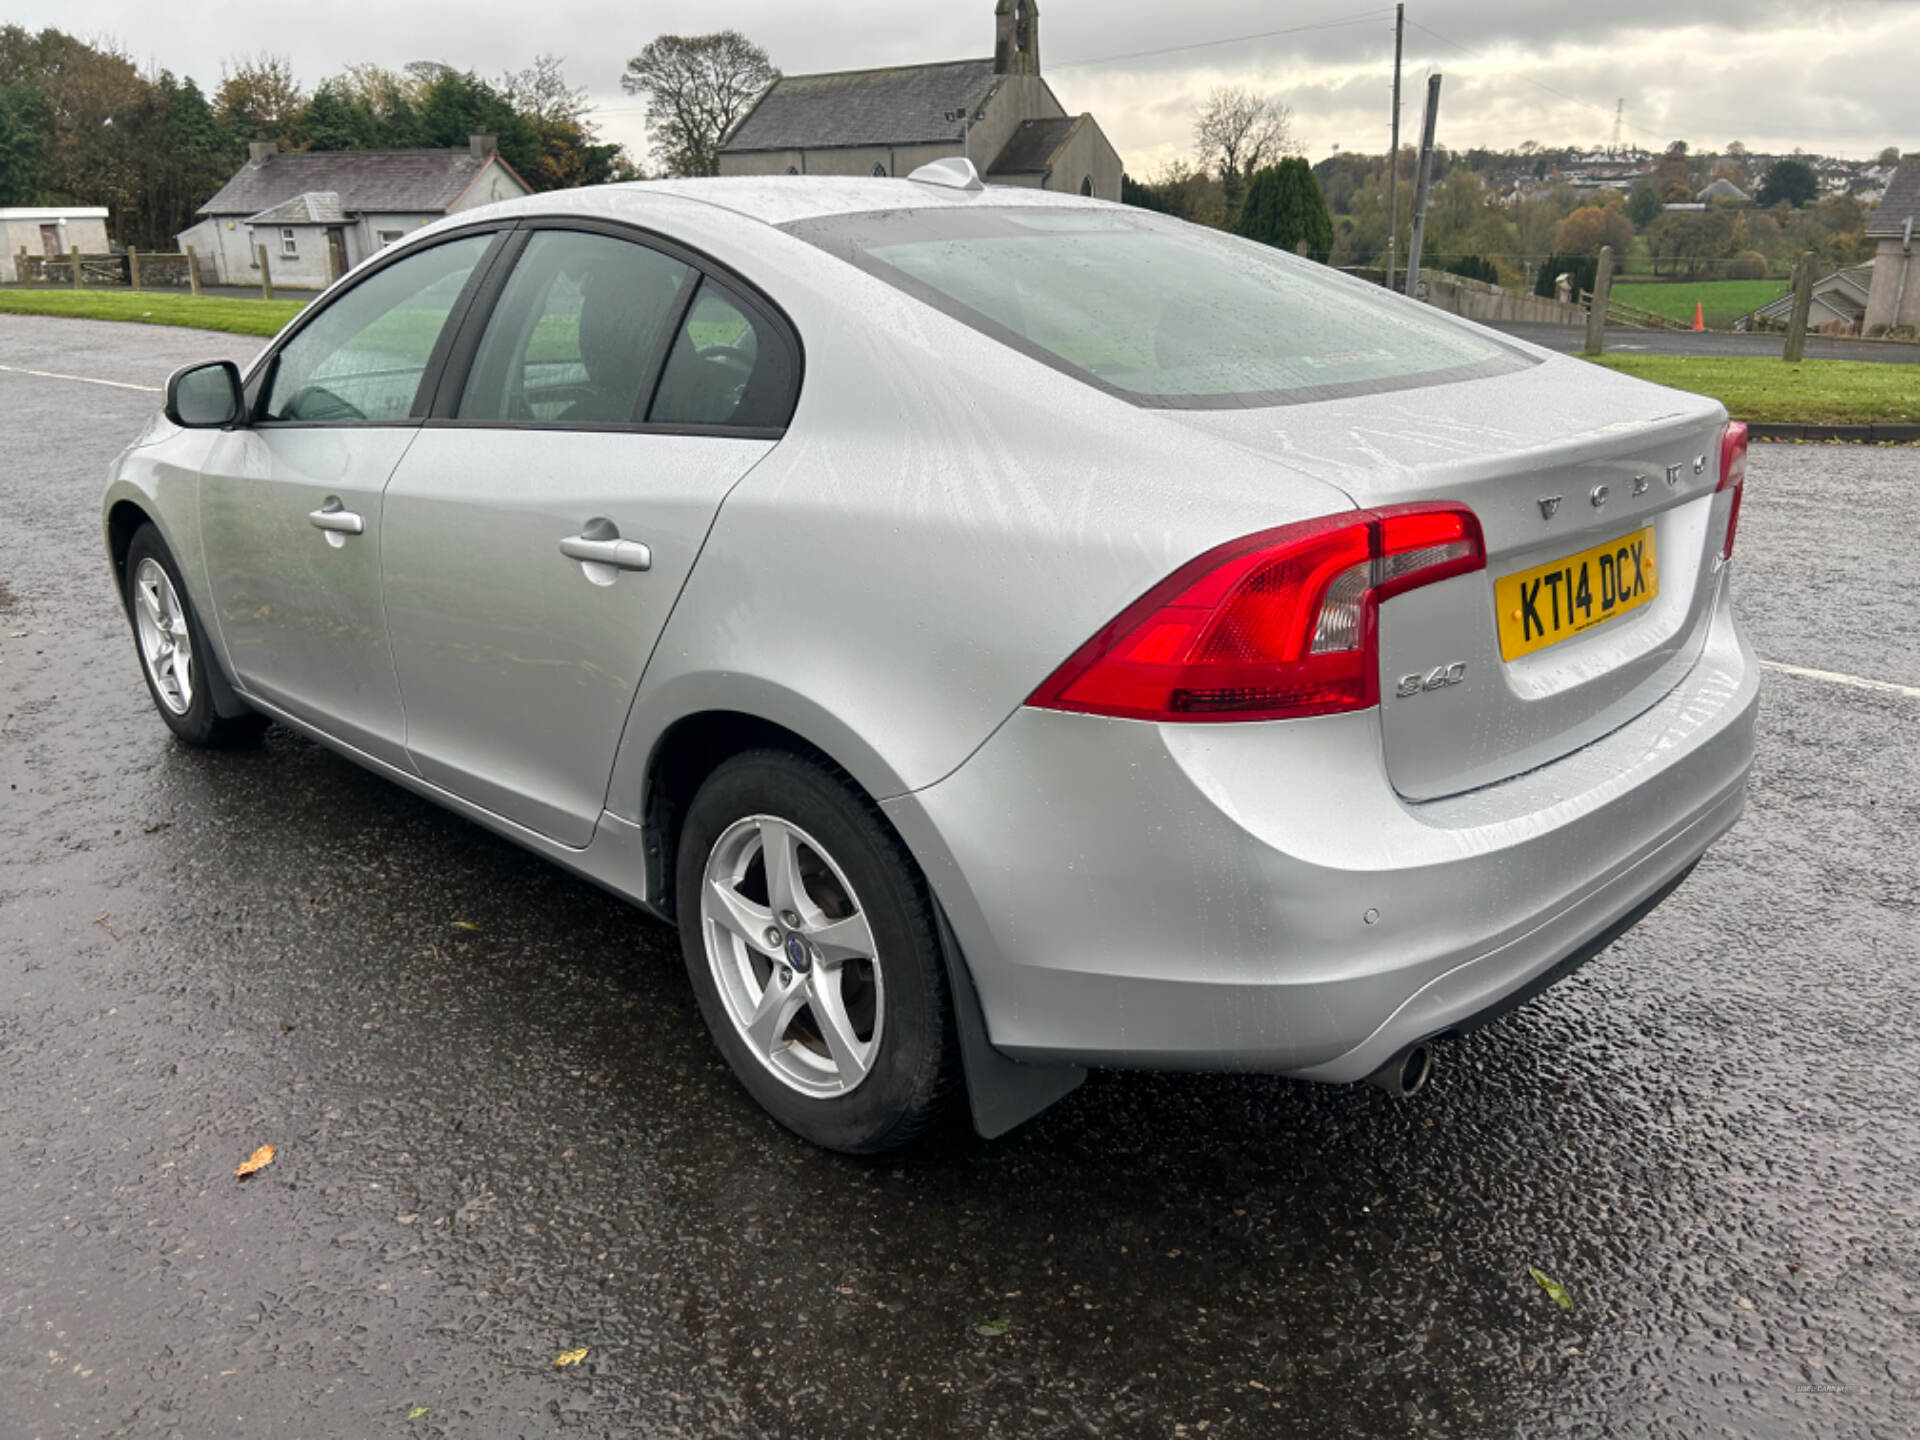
[308,501,364,535]
[559,535,652,572]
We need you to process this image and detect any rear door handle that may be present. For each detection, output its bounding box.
[559,535,652,572]
[308,500,364,535]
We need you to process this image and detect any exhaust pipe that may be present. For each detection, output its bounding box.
[1367,1042,1433,1097]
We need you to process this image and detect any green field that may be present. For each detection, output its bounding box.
[0,289,308,336]
[1584,355,1918,425]
[1610,280,1790,330]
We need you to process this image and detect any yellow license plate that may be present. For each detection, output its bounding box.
[1495,526,1658,661]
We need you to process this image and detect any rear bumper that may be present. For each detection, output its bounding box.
[883,581,1759,1083]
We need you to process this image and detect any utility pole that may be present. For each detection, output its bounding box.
[1385,3,1404,292]
[1403,73,1441,298]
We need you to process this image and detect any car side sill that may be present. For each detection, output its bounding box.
[240,695,660,916]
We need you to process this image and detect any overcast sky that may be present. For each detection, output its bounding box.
[22,0,1918,173]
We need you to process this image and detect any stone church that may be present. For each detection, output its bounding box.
[717,1,1123,200]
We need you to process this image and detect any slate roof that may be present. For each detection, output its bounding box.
[1866,159,1920,236]
[1696,177,1749,202]
[1742,267,1873,325]
[245,191,346,226]
[197,148,507,218]
[988,116,1080,174]
[723,58,1001,152]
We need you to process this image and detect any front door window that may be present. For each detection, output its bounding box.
[260,233,492,423]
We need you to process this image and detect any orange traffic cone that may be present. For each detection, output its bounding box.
[1692,301,1705,331]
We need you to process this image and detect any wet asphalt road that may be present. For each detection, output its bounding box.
[2,314,1918,1439]
[1488,321,1920,365]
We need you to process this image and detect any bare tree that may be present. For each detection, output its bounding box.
[620,31,777,178]
[501,54,589,126]
[1193,86,1296,221]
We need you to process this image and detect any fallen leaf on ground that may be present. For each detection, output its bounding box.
[233,1144,277,1179]
[1528,1265,1572,1309]
[408,1406,429,1419]
[975,1319,1010,1337]
[554,1347,589,1367]
[451,920,480,932]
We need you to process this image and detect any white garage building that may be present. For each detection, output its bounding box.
[177,136,530,290]
[0,207,111,282]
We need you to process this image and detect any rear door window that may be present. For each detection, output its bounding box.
[456,230,693,424]
[647,280,799,430]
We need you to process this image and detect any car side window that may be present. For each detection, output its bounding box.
[457,230,693,424]
[647,279,797,430]
[260,233,492,424]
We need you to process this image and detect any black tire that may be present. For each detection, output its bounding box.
[123,524,267,747]
[676,749,959,1153]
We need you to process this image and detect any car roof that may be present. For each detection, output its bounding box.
[522,175,1117,230]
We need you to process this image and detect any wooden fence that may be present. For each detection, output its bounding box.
[1578,290,1690,331]
[15,246,205,294]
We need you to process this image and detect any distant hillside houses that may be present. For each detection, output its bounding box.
[1490,149,1899,208]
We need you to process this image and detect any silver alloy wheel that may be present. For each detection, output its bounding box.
[131,556,194,716]
[701,814,885,1098]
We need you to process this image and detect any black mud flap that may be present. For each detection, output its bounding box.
[933,900,1085,1139]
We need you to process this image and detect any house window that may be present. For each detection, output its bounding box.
[872,162,888,177]
[280,227,297,257]
[377,229,406,248]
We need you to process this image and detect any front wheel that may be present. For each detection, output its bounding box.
[123,524,266,747]
[676,750,959,1153]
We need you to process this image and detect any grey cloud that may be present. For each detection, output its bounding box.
[7,0,1910,165]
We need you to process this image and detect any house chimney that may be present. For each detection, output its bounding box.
[470,133,498,159]
[993,0,1040,75]
[248,139,278,165]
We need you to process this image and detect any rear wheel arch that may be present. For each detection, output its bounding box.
[640,708,1088,1142]
[643,710,856,921]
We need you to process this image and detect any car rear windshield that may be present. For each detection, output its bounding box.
[784,205,1534,410]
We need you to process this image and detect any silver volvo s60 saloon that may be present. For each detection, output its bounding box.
[104,161,1759,1151]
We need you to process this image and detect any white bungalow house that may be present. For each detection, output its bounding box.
[177,135,530,290]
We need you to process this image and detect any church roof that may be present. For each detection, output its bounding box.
[723,59,1001,152]
[988,116,1081,174]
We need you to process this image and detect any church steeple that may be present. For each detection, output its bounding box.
[994,0,1040,75]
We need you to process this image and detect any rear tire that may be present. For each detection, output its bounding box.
[676,749,958,1153]
[123,524,266,748]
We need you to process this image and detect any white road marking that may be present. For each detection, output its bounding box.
[1762,661,1920,700]
[0,363,160,393]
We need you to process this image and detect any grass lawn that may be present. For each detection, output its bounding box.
[1611,279,1790,330]
[1585,354,1919,425]
[0,288,307,336]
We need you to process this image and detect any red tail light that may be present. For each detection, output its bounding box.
[1028,504,1484,723]
[1717,420,1748,562]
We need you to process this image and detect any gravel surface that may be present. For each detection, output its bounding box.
[2,316,1917,1438]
